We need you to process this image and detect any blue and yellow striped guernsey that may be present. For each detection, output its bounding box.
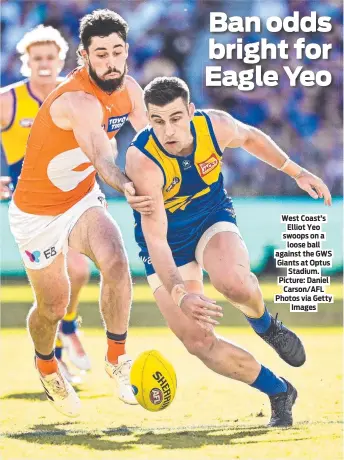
[1,79,48,188]
[132,110,237,274]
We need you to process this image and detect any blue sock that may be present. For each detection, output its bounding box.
[61,319,77,334]
[55,346,62,360]
[251,365,287,396]
[245,306,271,334]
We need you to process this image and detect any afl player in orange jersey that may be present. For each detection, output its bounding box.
[8,10,153,417]
[0,25,91,384]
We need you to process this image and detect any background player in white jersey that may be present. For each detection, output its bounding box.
[126,77,332,426]
[0,25,91,382]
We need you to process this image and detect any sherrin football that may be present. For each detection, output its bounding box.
[130,350,177,411]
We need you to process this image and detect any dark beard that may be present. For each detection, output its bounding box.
[88,62,127,94]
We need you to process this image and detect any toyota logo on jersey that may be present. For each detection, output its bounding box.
[107,114,128,132]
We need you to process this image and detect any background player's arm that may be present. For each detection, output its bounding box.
[126,146,222,324]
[0,90,15,130]
[208,109,332,206]
[126,76,148,132]
[0,176,12,200]
[0,91,14,197]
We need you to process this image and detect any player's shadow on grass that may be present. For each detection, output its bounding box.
[1,392,46,401]
[6,423,308,451]
[1,387,83,402]
[1,389,110,402]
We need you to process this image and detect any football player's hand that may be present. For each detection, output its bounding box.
[124,182,154,215]
[295,170,332,206]
[0,176,12,200]
[180,293,223,326]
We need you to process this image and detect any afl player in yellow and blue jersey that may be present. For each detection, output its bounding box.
[126,77,332,427]
[0,25,90,383]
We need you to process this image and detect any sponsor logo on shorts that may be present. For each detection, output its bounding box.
[107,114,128,132]
[44,246,57,259]
[149,388,163,405]
[197,153,219,177]
[19,118,34,128]
[226,207,236,218]
[25,250,41,263]
[165,177,180,193]
[98,196,108,208]
[140,255,152,265]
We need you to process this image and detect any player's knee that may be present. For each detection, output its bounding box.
[41,300,68,323]
[33,288,70,322]
[100,250,130,282]
[69,262,90,288]
[213,271,255,305]
[183,334,216,359]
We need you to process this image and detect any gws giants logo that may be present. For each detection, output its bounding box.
[197,153,219,177]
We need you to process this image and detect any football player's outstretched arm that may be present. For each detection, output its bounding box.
[208,109,332,206]
[50,91,152,213]
[126,146,223,325]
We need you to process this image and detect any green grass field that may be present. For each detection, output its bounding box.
[1,327,342,460]
[1,281,342,303]
[1,281,343,328]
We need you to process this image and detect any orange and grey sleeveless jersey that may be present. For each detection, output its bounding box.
[14,67,133,215]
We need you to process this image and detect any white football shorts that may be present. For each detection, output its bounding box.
[9,184,106,270]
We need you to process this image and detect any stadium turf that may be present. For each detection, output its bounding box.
[1,327,342,460]
[1,281,342,328]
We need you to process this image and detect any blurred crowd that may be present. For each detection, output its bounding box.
[1,0,342,197]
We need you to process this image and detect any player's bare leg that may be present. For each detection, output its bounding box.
[154,280,297,426]
[155,280,261,382]
[202,231,306,367]
[69,206,137,404]
[58,249,91,372]
[26,253,81,417]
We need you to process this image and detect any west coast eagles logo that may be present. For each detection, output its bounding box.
[197,153,219,177]
[19,118,34,128]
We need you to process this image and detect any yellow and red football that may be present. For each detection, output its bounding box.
[130,350,177,411]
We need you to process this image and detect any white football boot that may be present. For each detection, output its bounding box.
[36,360,81,417]
[58,359,82,385]
[59,332,91,371]
[105,354,138,405]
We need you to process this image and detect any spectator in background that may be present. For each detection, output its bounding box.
[1,0,342,197]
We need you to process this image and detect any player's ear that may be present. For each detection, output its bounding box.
[189,102,195,119]
[125,43,129,57]
[80,49,89,65]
